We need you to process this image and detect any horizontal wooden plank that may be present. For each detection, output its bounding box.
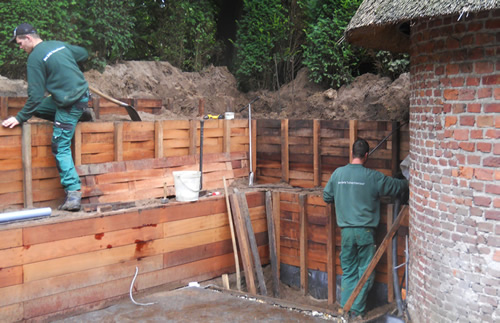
[0,266,22,289]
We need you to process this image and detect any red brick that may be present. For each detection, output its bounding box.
[435,66,445,75]
[460,116,475,126]
[485,103,500,113]
[476,33,495,45]
[450,77,464,87]
[468,21,483,32]
[468,104,481,113]
[477,142,492,153]
[458,89,475,100]
[485,19,500,29]
[486,129,500,139]
[494,143,500,155]
[446,64,460,75]
[470,130,483,139]
[475,168,494,180]
[486,184,500,195]
[494,88,500,99]
[466,77,480,86]
[483,74,500,85]
[474,196,492,207]
[459,142,475,152]
[477,116,494,127]
[459,63,473,73]
[453,104,466,113]
[445,116,457,127]
[475,61,495,74]
[484,157,500,167]
[468,155,481,165]
[494,250,500,262]
[453,129,469,141]
[478,88,492,99]
[485,210,500,221]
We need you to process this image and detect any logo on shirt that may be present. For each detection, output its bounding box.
[43,46,66,62]
[338,181,365,185]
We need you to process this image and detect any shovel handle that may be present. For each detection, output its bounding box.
[88,85,129,108]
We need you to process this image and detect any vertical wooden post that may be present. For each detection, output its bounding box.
[313,119,321,187]
[391,121,400,176]
[272,191,281,280]
[223,119,231,153]
[114,122,123,162]
[74,124,82,166]
[198,98,205,118]
[327,203,337,305]
[299,193,308,295]
[265,191,280,297]
[22,123,33,208]
[93,96,100,120]
[189,119,197,156]
[251,119,257,178]
[0,97,8,119]
[155,120,164,158]
[386,204,394,303]
[349,120,358,162]
[281,119,289,183]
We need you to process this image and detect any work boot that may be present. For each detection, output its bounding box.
[58,190,82,211]
[79,107,95,122]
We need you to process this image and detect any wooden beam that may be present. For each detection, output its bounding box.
[0,97,8,119]
[114,122,123,162]
[74,123,82,167]
[92,96,100,120]
[299,194,308,295]
[386,204,394,303]
[251,119,257,178]
[326,203,337,305]
[155,121,164,158]
[391,121,400,176]
[265,191,279,297]
[313,119,320,187]
[281,119,289,182]
[349,120,358,163]
[343,206,408,313]
[272,191,281,280]
[189,119,197,156]
[229,193,257,294]
[223,119,231,153]
[22,123,33,208]
[223,176,241,291]
[236,190,267,296]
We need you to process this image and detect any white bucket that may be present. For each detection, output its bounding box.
[225,112,234,120]
[173,171,201,202]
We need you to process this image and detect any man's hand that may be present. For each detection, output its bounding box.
[2,116,20,128]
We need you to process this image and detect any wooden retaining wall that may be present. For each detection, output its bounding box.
[0,119,251,211]
[257,120,410,187]
[273,191,409,304]
[0,191,269,322]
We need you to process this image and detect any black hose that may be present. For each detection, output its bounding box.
[392,197,405,317]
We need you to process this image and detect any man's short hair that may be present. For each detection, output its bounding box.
[352,138,369,158]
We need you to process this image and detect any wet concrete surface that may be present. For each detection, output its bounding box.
[55,286,340,322]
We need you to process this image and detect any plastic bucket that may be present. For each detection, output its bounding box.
[173,171,201,202]
[225,112,234,120]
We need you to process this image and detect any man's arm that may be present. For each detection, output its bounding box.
[2,117,20,128]
[67,44,88,64]
[323,174,335,203]
[15,61,46,123]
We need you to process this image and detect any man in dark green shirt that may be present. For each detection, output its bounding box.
[323,138,408,317]
[2,23,91,211]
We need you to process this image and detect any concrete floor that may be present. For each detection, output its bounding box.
[55,286,340,322]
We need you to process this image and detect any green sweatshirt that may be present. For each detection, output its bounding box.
[323,164,408,228]
[16,40,88,123]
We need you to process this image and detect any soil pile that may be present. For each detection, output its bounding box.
[0,61,409,121]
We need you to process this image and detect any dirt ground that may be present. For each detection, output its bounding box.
[0,61,409,122]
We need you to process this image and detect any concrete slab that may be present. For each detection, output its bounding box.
[55,286,340,322]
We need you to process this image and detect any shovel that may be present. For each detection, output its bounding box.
[88,85,141,121]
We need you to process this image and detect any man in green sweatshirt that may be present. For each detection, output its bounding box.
[2,23,92,211]
[323,138,408,318]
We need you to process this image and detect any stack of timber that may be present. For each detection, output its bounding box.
[0,119,251,211]
[256,119,410,188]
[0,191,269,322]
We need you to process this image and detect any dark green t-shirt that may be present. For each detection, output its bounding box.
[323,163,408,228]
[16,40,88,123]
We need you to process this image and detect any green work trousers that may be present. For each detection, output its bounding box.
[340,227,376,316]
[33,94,88,192]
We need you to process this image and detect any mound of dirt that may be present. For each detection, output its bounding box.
[0,61,409,121]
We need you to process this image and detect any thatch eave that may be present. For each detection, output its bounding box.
[345,0,500,52]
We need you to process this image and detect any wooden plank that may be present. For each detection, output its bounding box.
[251,119,257,179]
[73,123,82,166]
[155,120,164,158]
[343,206,408,313]
[22,123,33,208]
[326,203,337,305]
[265,191,280,297]
[281,119,289,182]
[0,303,23,323]
[0,97,8,119]
[236,190,267,296]
[229,193,257,294]
[272,191,281,281]
[223,119,231,153]
[299,193,308,295]
[349,120,358,163]
[189,119,197,155]
[0,228,23,249]
[223,176,241,291]
[313,119,320,187]
[114,122,123,162]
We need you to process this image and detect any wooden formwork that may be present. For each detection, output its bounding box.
[0,192,269,322]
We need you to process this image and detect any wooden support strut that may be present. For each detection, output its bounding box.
[22,123,33,208]
[326,203,337,305]
[343,205,408,313]
[281,119,289,183]
[299,194,308,295]
[223,176,241,291]
[265,191,280,297]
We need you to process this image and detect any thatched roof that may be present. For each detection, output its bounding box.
[345,0,500,52]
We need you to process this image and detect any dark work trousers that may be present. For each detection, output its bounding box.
[33,93,88,192]
[340,227,376,315]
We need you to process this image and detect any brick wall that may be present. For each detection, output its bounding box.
[408,10,499,322]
